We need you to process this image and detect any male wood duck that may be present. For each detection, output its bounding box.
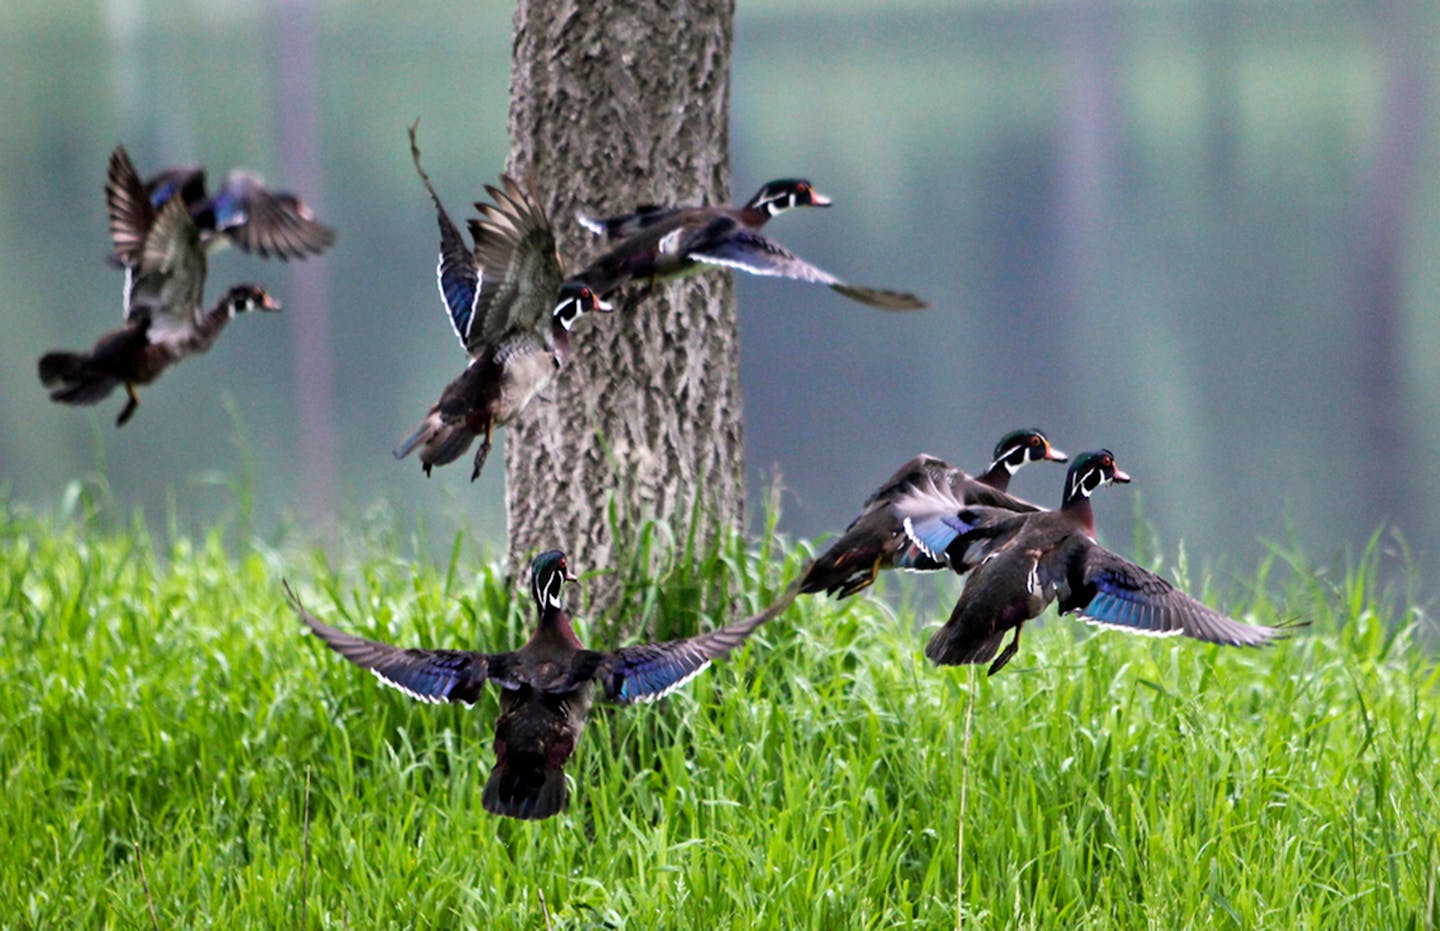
[112,155,335,262]
[394,125,611,481]
[565,179,927,311]
[902,450,1289,675]
[799,429,1069,599]
[39,145,280,426]
[290,550,768,821]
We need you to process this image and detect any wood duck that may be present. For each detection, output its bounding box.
[114,156,335,262]
[39,145,281,426]
[290,550,768,821]
[566,179,927,311]
[904,450,1290,675]
[799,429,1068,599]
[394,125,611,481]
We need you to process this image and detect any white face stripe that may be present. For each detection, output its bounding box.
[532,566,566,610]
[996,445,1025,474]
[756,189,800,216]
[1069,465,1114,501]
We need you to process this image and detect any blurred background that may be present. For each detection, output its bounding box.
[4,0,1439,594]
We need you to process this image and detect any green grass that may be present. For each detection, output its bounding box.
[2,499,1437,929]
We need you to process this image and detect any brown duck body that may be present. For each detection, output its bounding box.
[573,203,773,295]
[42,144,279,425]
[483,608,593,820]
[294,550,770,821]
[919,451,1290,675]
[924,505,1093,671]
[394,126,605,481]
[397,329,567,478]
[39,320,164,407]
[800,429,1067,599]
[570,179,926,311]
[38,290,260,425]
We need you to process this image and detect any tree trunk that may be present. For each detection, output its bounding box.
[504,0,743,618]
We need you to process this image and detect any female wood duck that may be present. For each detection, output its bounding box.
[565,179,927,311]
[799,429,1068,598]
[117,155,335,261]
[394,125,611,480]
[903,450,1289,675]
[39,145,280,426]
[290,550,768,821]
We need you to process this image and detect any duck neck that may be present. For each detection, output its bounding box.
[976,459,1014,491]
[1060,494,1097,538]
[535,603,584,650]
[549,318,572,364]
[733,204,773,228]
[181,302,234,354]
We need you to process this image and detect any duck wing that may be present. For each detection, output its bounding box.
[464,174,564,352]
[1049,540,1288,646]
[408,124,482,350]
[289,583,515,705]
[686,222,926,310]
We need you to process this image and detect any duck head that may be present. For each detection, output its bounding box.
[746,178,831,217]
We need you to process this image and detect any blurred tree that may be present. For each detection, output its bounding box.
[273,0,338,539]
[1352,0,1430,528]
[504,0,743,616]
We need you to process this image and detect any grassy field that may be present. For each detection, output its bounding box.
[2,497,1437,929]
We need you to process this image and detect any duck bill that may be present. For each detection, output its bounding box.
[1111,468,1132,484]
[563,568,579,583]
[809,190,833,207]
[261,294,282,312]
[1044,444,1069,463]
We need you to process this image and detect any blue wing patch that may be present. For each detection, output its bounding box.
[1078,578,1177,637]
[438,256,480,343]
[607,645,713,704]
[148,178,185,210]
[901,513,970,565]
[373,651,465,702]
[207,186,248,231]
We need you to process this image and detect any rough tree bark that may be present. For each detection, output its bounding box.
[504,0,743,616]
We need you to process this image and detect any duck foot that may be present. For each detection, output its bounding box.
[470,423,494,482]
[986,623,1024,676]
[116,384,139,427]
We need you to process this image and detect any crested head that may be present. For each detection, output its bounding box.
[552,281,612,331]
[746,178,832,216]
[990,428,1069,476]
[530,550,578,611]
[1064,449,1131,505]
[222,283,281,316]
